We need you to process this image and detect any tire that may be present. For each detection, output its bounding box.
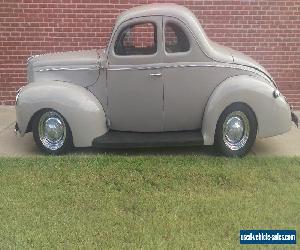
[214,103,257,157]
[32,109,73,155]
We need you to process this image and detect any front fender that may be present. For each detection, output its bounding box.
[201,75,291,145]
[16,80,108,147]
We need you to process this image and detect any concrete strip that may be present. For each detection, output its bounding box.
[252,125,300,156]
[0,126,40,156]
[0,106,39,156]
[0,105,15,133]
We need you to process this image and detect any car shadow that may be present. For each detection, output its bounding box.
[73,145,220,157]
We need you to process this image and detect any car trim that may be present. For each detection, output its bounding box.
[27,55,39,64]
[108,62,272,84]
[35,66,99,72]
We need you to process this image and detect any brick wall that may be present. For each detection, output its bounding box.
[1,0,299,109]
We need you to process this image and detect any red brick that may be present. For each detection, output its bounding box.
[0,0,299,109]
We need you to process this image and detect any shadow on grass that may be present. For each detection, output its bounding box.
[72,145,221,157]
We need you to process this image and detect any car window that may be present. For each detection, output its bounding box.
[165,22,190,53]
[115,22,157,56]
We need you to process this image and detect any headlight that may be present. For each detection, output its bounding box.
[273,89,281,99]
[15,86,23,105]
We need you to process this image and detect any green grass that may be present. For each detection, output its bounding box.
[0,155,299,249]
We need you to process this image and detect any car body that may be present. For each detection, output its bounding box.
[15,3,297,156]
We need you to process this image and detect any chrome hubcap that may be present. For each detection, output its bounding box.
[38,111,66,151]
[223,111,250,151]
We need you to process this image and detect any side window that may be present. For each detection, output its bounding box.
[164,22,190,53]
[115,22,157,56]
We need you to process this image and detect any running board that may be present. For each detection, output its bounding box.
[92,130,203,149]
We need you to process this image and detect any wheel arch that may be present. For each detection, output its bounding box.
[213,101,258,142]
[27,109,74,146]
[214,102,258,157]
[26,108,50,133]
[201,75,290,145]
[31,108,74,154]
[16,80,108,147]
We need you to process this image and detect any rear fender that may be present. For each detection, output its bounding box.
[201,75,291,145]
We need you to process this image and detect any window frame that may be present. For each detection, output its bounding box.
[163,20,191,55]
[114,21,158,57]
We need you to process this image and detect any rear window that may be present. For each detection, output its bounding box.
[165,22,190,53]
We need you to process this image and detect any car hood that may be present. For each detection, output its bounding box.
[209,41,274,84]
[30,49,100,68]
[27,49,106,87]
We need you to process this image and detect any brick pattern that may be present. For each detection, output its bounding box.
[1,0,299,109]
[165,24,179,45]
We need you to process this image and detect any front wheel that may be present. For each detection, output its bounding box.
[215,103,257,157]
[32,109,73,155]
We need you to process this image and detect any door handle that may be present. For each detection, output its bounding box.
[149,72,162,77]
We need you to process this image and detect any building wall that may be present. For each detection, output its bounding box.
[1,0,299,109]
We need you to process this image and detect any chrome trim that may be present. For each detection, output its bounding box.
[108,62,272,84]
[222,111,250,151]
[14,123,20,137]
[15,86,23,105]
[273,89,281,98]
[109,65,162,71]
[149,72,162,77]
[27,54,39,64]
[36,66,98,72]
[38,111,67,151]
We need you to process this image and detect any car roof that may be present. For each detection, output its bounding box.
[115,3,198,26]
[112,4,232,63]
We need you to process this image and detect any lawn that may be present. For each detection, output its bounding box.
[0,155,299,249]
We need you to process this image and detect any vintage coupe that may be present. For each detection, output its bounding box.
[15,4,297,156]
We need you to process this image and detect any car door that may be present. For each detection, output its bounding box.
[162,16,218,131]
[107,16,163,132]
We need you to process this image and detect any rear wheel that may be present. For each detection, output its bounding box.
[32,109,73,155]
[215,103,257,157]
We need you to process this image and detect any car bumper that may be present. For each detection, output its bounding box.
[14,122,20,136]
[291,111,298,127]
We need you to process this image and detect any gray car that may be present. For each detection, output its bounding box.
[15,3,297,156]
